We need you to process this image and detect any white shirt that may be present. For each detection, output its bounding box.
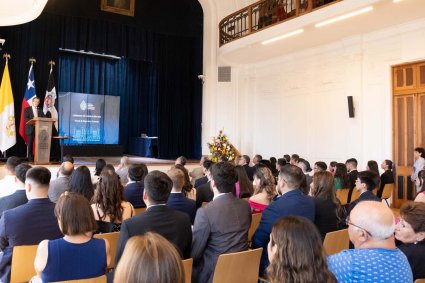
[32,106,38,117]
[0,175,19,198]
[213,192,231,201]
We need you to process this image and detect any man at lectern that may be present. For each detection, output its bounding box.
[24,97,44,161]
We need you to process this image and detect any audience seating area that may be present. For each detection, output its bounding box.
[93,232,119,269]
[10,245,38,283]
[323,229,349,256]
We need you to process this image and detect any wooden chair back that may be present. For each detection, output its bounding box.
[182,258,193,283]
[53,275,107,283]
[381,183,395,206]
[94,232,120,269]
[335,189,349,205]
[212,248,262,283]
[10,245,38,283]
[414,279,425,283]
[248,213,262,244]
[350,189,360,202]
[323,229,349,256]
[134,207,146,215]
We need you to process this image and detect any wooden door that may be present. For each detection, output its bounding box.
[392,61,425,208]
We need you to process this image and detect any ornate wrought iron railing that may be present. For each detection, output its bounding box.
[219,0,341,46]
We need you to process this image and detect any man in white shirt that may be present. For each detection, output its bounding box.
[23,97,44,162]
[0,157,22,198]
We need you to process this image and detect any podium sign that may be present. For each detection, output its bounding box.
[27,118,56,164]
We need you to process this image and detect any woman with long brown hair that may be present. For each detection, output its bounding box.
[91,171,134,233]
[114,232,185,283]
[248,165,276,213]
[234,165,254,198]
[310,171,343,239]
[267,216,337,283]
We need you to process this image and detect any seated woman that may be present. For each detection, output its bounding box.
[267,216,337,283]
[234,165,254,198]
[310,171,344,239]
[34,192,110,282]
[249,165,276,213]
[92,158,106,184]
[114,232,184,283]
[333,163,349,190]
[91,171,134,233]
[414,170,425,203]
[68,166,95,202]
[174,164,196,200]
[395,201,425,281]
[378,159,395,198]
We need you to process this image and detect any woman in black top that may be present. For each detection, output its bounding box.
[378,159,394,198]
[395,201,425,281]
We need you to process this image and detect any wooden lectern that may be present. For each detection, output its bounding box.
[26,117,57,164]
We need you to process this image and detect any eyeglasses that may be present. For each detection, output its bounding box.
[346,216,373,237]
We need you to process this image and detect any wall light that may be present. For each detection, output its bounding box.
[315,6,374,28]
[261,29,304,45]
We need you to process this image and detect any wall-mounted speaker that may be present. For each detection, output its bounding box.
[347,96,355,118]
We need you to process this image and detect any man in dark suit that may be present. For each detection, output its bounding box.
[0,166,62,282]
[48,161,73,203]
[238,155,254,181]
[115,170,192,264]
[195,160,215,209]
[0,164,31,217]
[191,162,252,283]
[252,164,315,276]
[346,158,359,203]
[166,168,196,223]
[123,164,147,208]
[24,97,44,161]
[347,170,381,215]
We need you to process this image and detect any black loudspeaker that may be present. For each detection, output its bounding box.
[347,96,355,118]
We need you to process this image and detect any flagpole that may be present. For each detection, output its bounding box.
[1,54,11,158]
[48,60,55,71]
[29,57,36,66]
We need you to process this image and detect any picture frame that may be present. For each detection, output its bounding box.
[101,0,135,17]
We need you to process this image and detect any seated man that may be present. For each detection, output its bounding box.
[0,166,62,282]
[123,164,147,208]
[166,168,196,223]
[328,201,413,282]
[48,161,74,203]
[252,164,315,276]
[116,170,192,264]
[0,156,22,198]
[195,160,215,209]
[191,161,251,283]
[0,164,31,216]
[347,170,381,216]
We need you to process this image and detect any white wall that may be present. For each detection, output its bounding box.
[203,17,425,170]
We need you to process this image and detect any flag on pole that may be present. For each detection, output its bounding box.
[19,64,36,144]
[0,58,16,152]
[43,65,58,131]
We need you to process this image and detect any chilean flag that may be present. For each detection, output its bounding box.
[19,65,36,144]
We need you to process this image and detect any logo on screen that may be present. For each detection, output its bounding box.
[80,100,95,111]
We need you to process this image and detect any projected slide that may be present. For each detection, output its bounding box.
[58,92,120,144]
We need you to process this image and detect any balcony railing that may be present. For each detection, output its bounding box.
[219,0,341,46]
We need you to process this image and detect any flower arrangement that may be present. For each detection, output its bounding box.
[207,130,236,162]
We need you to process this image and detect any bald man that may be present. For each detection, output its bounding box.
[328,201,412,283]
[48,161,74,203]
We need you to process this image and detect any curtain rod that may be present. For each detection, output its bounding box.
[59,48,121,60]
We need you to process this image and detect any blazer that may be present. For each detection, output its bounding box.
[195,182,214,209]
[167,193,196,224]
[252,189,315,276]
[0,198,62,282]
[347,190,381,216]
[115,205,192,264]
[48,176,70,203]
[194,176,208,188]
[191,193,252,283]
[243,164,254,181]
[0,190,28,217]
[24,106,44,135]
[123,182,146,208]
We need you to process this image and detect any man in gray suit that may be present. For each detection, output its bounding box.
[48,161,74,203]
[191,161,252,283]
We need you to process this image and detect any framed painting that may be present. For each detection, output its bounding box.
[101,0,135,17]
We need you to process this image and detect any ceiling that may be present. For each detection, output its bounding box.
[218,0,425,65]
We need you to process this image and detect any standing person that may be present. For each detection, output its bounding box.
[267,217,337,283]
[191,162,251,283]
[0,166,62,282]
[412,147,425,193]
[378,159,394,198]
[252,164,315,276]
[23,96,44,162]
[34,192,110,282]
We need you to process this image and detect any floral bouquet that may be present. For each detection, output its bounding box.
[207,130,237,162]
